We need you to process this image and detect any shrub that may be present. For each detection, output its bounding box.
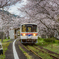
[55,40,59,43]
[38,37,44,40]
[44,37,55,43]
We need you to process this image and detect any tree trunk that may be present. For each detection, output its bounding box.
[1,32,3,42]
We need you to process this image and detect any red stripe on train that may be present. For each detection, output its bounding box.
[21,33,38,35]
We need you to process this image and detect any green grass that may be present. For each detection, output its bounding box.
[36,46,59,57]
[28,46,53,59]
[43,44,59,54]
[36,37,59,54]
[0,39,11,59]
[19,45,33,59]
[36,38,50,46]
[0,39,10,43]
[3,39,10,43]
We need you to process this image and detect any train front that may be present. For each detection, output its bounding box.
[20,24,38,43]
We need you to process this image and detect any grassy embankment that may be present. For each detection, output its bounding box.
[0,39,11,59]
[19,37,59,59]
[36,37,59,54]
[28,37,59,59]
[28,46,53,59]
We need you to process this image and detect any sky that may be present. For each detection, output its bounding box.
[4,0,28,17]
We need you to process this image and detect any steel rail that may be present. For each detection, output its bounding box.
[34,46,59,59]
[34,44,59,56]
[26,46,43,59]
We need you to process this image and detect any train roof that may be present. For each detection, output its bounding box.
[21,23,37,25]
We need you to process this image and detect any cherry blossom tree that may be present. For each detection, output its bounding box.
[0,0,20,8]
[18,0,59,38]
[0,0,59,39]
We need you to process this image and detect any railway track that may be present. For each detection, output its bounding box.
[19,41,59,59]
[37,46,59,56]
[19,41,41,59]
[34,46,59,59]
[26,46,43,59]
[25,45,59,59]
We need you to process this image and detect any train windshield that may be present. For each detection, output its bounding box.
[22,24,37,32]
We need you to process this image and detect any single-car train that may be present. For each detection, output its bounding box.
[20,23,38,43]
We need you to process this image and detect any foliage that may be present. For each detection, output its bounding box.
[44,37,56,43]
[28,46,53,59]
[0,39,11,59]
[36,37,59,54]
[55,40,59,43]
[2,39,10,43]
[38,37,59,44]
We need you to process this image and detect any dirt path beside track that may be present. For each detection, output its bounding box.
[18,41,40,59]
[15,40,27,59]
[5,39,27,59]
[5,42,14,59]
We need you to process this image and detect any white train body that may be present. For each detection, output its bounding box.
[20,23,38,43]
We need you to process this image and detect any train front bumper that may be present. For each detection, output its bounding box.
[20,36,38,39]
[20,36,38,43]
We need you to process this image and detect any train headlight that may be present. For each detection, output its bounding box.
[23,33,26,36]
[33,33,36,36]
